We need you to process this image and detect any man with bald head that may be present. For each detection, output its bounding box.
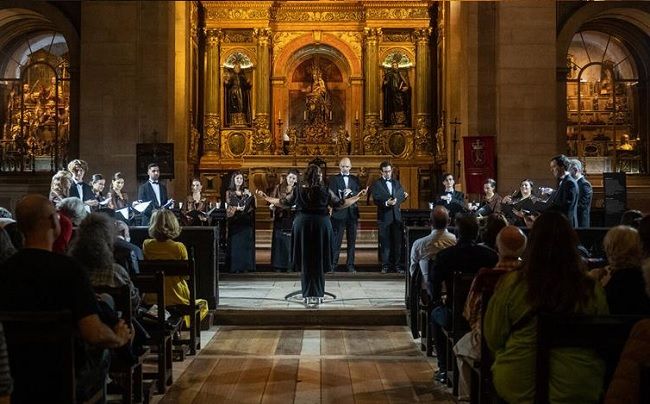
[453,225,527,399]
[409,205,457,279]
[0,194,132,402]
[328,157,362,272]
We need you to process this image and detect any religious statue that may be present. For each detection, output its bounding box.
[305,65,331,125]
[224,62,252,127]
[435,125,446,157]
[382,60,411,127]
[335,126,350,156]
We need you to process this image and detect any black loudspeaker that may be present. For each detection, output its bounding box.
[136,143,174,180]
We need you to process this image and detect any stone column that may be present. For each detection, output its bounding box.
[414,28,433,156]
[202,29,221,159]
[253,28,274,154]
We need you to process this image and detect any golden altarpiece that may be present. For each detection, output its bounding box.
[194,1,445,208]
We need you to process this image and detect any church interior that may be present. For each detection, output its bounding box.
[0,1,649,403]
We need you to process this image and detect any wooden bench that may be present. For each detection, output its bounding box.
[0,310,76,403]
[442,271,474,394]
[94,284,145,404]
[132,271,178,394]
[139,249,201,356]
[535,314,645,403]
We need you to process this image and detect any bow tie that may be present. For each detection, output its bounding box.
[385,179,391,182]
[150,181,159,184]
[342,175,349,177]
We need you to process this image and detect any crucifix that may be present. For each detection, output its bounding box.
[450,117,462,179]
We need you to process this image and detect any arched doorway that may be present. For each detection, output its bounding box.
[558,5,650,175]
[0,3,79,173]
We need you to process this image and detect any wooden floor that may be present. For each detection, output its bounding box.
[157,326,454,403]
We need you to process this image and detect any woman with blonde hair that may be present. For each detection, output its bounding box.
[591,225,650,314]
[142,209,209,323]
[49,170,72,205]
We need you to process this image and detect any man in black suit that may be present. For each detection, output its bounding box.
[371,161,408,273]
[569,158,593,228]
[67,159,97,208]
[328,157,361,273]
[544,154,579,227]
[136,163,169,225]
[113,220,144,276]
[437,172,465,221]
[428,213,498,383]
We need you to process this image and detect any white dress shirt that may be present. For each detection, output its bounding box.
[150,180,161,205]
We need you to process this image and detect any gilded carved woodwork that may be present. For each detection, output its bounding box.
[363,27,382,44]
[189,125,200,164]
[253,28,272,44]
[205,7,270,22]
[362,116,383,155]
[270,9,364,23]
[222,30,254,44]
[221,129,253,158]
[383,32,411,43]
[272,32,307,64]
[365,8,429,20]
[203,113,221,155]
[329,32,362,58]
[412,28,432,44]
[205,29,222,47]
[252,115,273,155]
[383,129,414,159]
[415,116,433,156]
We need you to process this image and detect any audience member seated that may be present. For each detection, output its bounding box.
[114,220,144,276]
[69,213,141,312]
[0,228,16,265]
[0,322,10,404]
[604,318,650,404]
[142,209,209,326]
[620,210,643,228]
[453,225,527,401]
[409,206,456,281]
[590,226,650,315]
[0,208,12,228]
[53,196,87,254]
[639,215,650,259]
[49,170,72,206]
[429,213,499,383]
[478,213,507,251]
[484,211,609,403]
[0,194,131,403]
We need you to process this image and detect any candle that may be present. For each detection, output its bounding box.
[379,110,383,121]
[278,110,280,120]
[303,110,307,121]
[457,148,461,162]
[329,111,332,120]
[355,110,359,120]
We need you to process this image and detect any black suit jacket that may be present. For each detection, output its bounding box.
[548,174,579,227]
[576,176,593,228]
[69,181,94,202]
[113,238,144,276]
[429,240,499,303]
[371,177,406,224]
[328,174,360,220]
[439,190,464,205]
[137,181,168,209]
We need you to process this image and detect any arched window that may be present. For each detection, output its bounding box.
[566,30,640,173]
[0,32,70,172]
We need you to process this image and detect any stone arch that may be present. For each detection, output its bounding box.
[557,4,650,173]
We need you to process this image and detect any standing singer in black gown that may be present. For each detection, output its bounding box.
[257,164,366,301]
[270,169,299,272]
[226,171,256,273]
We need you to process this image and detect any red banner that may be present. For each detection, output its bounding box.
[463,136,496,194]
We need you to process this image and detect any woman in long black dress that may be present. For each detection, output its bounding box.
[258,164,366,303]
[270,169,299,272]
[226,171,256,273]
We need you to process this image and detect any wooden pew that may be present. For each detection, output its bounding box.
[0,310,76,403]
[442,271,474,395]
[93,284,145,404]
[129,226,219,307]
[535,314,644,403]
[133,271,178,394]
[139,249,201,356]
[403,226,432,337]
